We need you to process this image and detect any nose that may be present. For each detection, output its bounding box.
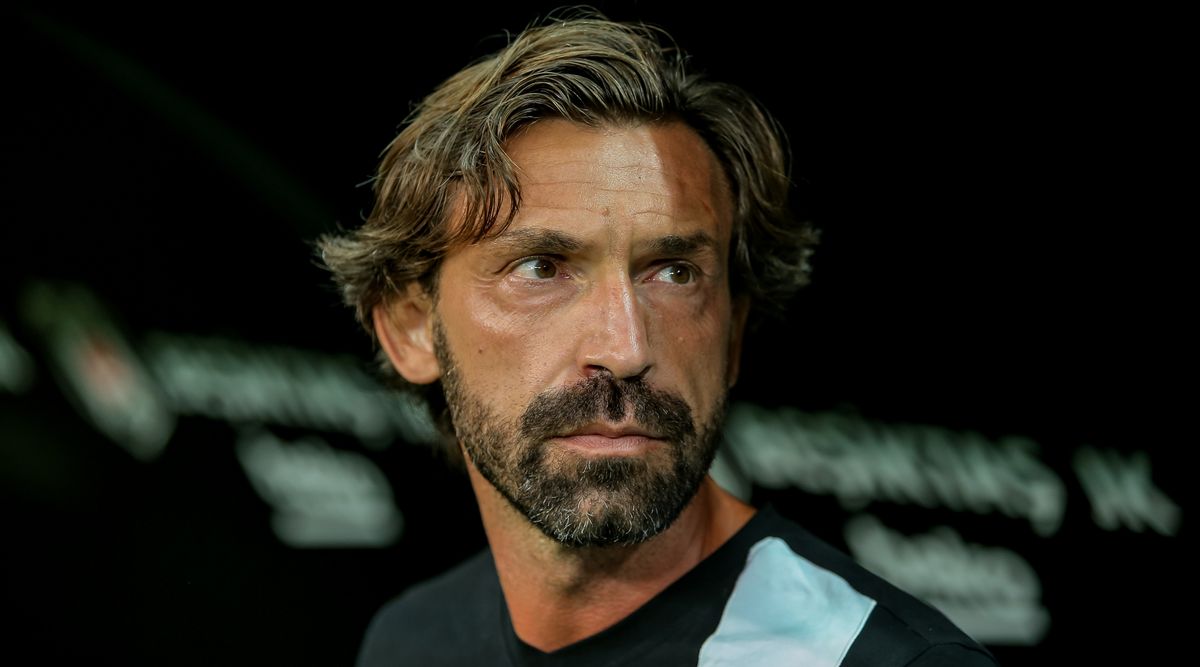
[579,273,652,380]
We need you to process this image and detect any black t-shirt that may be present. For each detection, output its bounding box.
[357,506,998,666]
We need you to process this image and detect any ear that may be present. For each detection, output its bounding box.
[726,296,751,389]
[373,283,441,384]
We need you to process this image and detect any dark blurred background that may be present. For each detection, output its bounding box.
[2,3,1190,664]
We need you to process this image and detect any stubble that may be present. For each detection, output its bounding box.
[434,318,726,547]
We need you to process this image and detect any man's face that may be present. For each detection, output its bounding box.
[432,119,745,547]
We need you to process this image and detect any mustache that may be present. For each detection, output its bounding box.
[519,373,697,445]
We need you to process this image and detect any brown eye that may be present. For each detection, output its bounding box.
[653,264,694,284]
[513,258,558,279]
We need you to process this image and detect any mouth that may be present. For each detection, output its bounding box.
[550,423,665,454]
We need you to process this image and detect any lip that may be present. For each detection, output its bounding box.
[551,424,664,454]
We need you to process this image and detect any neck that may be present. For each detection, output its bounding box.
[465,461,756,652]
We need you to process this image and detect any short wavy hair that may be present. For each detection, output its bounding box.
[318,11,818,445]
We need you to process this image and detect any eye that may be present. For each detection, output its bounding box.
[652,263,695,285]
[512,257,558,280]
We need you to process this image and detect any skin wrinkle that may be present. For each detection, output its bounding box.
[398,119,755,650]
[431,118,738,535]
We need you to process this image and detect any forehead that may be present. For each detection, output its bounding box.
[497,119,734,243]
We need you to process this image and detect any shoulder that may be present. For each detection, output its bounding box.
[356,549,503,667]
[843,601,999,666]
[710,508,999,666]
[898,643,999,666]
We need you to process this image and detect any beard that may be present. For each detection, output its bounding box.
[434,319,726,548]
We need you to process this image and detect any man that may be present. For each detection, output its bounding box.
[321,12,999,667]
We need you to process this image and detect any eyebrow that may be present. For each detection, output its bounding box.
[485,227,719,258]
[643,232,719,257]
[487,227,584,255]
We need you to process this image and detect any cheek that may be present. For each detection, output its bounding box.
[442,289,569,406]
[652,295,733,401]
